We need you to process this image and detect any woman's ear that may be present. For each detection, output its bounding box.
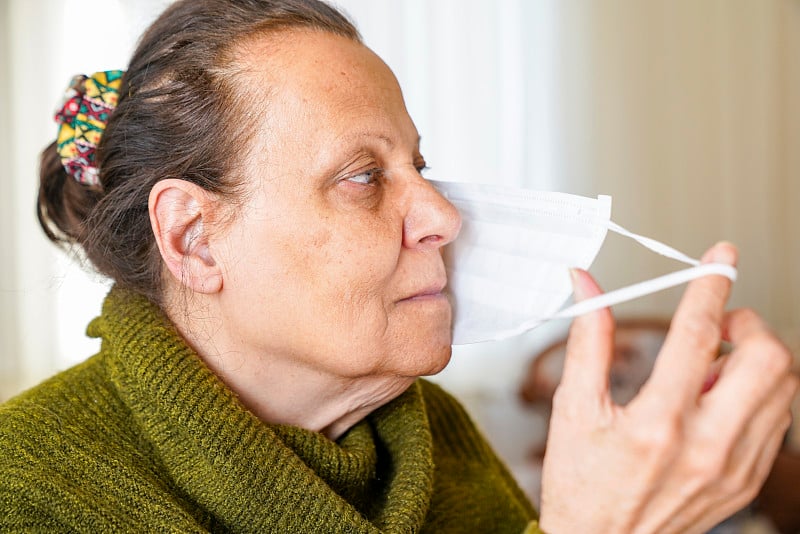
[149,179,223,294]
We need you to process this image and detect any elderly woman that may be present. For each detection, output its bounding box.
[1,0,796,532]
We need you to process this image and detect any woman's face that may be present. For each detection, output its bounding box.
[212,30,461,380]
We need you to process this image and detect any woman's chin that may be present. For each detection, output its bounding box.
[407,332,453,377]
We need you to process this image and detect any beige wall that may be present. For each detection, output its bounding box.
[553,0,799,340]
[785,0,800,348]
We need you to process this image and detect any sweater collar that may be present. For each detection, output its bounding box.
[89,287,434,532]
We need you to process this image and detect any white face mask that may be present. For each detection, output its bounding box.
[431,180,738,345]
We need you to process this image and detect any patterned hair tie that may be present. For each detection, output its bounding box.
[54,70,124,186]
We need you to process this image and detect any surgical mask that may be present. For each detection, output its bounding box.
[431,180,738,345]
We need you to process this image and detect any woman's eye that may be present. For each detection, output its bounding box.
[346,169,380,185]
[416,165,430,177]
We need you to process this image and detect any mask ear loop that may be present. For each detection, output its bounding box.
[604,221,701,266]
[552,262,737,320]
[488,220,738,342]
[551,220,737,318]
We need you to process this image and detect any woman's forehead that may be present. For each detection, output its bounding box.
[234,29,416,157]
[236,29,398,102]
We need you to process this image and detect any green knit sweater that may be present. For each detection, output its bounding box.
[0,288,542,533]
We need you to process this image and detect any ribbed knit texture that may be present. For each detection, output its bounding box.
[0,287,541,533]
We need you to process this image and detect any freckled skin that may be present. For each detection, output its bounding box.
[191,30,461,434]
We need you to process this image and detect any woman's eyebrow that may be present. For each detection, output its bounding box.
[322,133,422,177]
[338,131,394,149]
[337,132,421,152]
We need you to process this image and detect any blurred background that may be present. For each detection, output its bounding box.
[1,0,799,527]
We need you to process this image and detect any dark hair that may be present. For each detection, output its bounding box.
[38,0,360,305]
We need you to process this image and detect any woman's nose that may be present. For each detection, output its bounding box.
[402,178,462,250]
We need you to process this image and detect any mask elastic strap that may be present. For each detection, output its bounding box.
[604,221,700,266]
[487,259,737,341]
[552,262,737,320]
[551,220,737,320]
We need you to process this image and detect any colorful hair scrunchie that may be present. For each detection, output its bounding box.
[54,70,124,186]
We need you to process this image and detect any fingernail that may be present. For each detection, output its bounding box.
[701,371,720,394]
[701,241,737,265]
[569,268,586,301]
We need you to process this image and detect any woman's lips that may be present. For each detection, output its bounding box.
[399,282,448,302]
[405,291,446,301]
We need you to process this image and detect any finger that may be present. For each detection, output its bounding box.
[559,268,615,401]
[701,310,796,425]
[728,376,797,472]
[688,422,788,534]
[657,376,796,534]
[690,403,793,534]
[746,412,794,498]
[644,242,738,405]
[723,306,779,347]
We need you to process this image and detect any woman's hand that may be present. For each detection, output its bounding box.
[537,242,798,534]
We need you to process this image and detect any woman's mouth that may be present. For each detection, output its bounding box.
[400,281,448,302]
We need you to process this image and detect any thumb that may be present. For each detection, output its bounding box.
[559,268,616,401]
